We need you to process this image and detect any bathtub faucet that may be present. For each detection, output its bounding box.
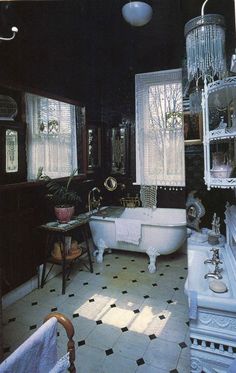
[88,187,102,212]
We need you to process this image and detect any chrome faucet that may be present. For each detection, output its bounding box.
[204,259,223,280]
[204,248,220,264]
[88,187,102,212]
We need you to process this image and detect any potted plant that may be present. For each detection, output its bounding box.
[43,169,81,223]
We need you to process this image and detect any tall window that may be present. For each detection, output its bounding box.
[135,68,185,187]
[25,93,79,180]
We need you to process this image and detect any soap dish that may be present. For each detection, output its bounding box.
[209,280,228,293]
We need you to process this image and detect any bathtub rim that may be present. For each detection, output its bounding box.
[89,206,186,227]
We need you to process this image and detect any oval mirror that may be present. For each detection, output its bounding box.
[104,176,117,191]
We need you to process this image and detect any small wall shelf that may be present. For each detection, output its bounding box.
[203,77,236,190]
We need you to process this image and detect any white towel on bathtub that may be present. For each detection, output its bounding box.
[115,218,141,245]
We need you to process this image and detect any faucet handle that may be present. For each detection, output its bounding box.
[210,247,219,254]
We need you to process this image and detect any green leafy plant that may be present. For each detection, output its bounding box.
[43,169,81,207]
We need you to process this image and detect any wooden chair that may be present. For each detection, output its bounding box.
[0,312,76,373]
[44,312,76,373]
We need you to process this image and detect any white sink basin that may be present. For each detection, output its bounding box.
[185,242,236,312]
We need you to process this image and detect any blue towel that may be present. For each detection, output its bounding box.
[189,290,198,320]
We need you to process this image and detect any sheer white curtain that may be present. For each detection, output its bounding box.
[25,93,78,180]
[135,68,185,187]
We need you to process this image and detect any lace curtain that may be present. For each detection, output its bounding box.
[135,68,185,187]
[25,93,78,180]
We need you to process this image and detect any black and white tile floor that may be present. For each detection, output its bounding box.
[2,248,190,373]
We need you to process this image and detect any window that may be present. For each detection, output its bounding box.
[135,68,185,187]
[25,93,82,180]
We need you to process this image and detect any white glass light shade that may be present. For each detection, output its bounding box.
[122,1,153,27]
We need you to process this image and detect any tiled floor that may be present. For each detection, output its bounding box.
[2,248,190,373]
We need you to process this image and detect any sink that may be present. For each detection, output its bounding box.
[185,242,236,312]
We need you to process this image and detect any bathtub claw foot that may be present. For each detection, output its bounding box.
[96,238,108,263]
[93,249,99,257]
[146,247,160,273]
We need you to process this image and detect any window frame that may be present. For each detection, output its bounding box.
[0,86,88,185]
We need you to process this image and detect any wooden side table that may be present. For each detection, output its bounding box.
[39,217,93,294]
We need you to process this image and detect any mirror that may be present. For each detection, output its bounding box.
[186,191,205,231]
[87,126,101,172]
[111,126,127,174]
[104,176,118,191]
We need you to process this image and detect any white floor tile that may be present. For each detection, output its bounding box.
[2,249,189,373]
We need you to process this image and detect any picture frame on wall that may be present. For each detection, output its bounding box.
[184,111,202,145]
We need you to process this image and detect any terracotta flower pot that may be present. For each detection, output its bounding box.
[54,206,75,223]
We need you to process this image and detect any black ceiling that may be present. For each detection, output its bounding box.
[0,0,234,109]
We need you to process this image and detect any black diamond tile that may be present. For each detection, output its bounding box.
[113,276,118,279]
[50,289,55,292]
[121,327,128,332]
[165,264,170,267]
[184,267,188,270]
[102,286,107,289]
[136,358,145,366]
[105,348,113,356]
[166,300,173,304]
[95,272,100,275]
[106,264,111,267]
[159,315,166,320]
[170,369,178,373]
[110,304,116,308]
[152,283,158,287]
[57,332,60,337]
[83,282,88,286]
[179,276,184,279]
[122,267,127,270]
[174,287,179,291]
[133,309,140,314]
[122,290,128,294]
[149,334,156,340]
[30,324,37,330]
[69,293,74,297]
[31,302,38,306]
[8,317,16,323]
[131,259,135,262]
[89,299,95,303]
[115,257,119,259]
[51,307,57,312]
[143,295,150,299]
[159,273,164,276]
[140,270,145,273]
[73,313,79,318]
[186,321,189,326]
[3,347,10,353]
[179,342,187,349]
[132,279,137,283]
[78,340,85,347]
[96,320,103,325]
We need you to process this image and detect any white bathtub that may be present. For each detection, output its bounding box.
[89,206,186,273]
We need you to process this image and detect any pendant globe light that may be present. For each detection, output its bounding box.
[122,1,153,27]
[184,0,226,83]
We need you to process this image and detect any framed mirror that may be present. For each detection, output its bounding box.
[111,126,128,175]
[87,126,101,172]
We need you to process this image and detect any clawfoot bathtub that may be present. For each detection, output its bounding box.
[89,206,186,273]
